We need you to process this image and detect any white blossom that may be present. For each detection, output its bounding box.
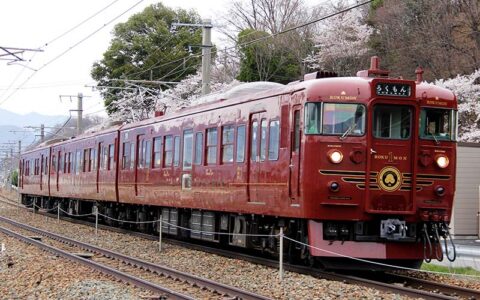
[434,70,480,142]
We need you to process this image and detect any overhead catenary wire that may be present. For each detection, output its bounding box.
[0,0,124,102]
[121,0,373,82]
[0,0,145,108]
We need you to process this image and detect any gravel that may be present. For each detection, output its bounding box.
[0,193,427,299]
[0,231,151,299]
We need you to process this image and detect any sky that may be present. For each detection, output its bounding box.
[0,0,229,119]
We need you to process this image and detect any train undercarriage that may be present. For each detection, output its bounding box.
[21,194,453,270]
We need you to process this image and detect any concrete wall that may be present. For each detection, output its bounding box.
[452,143,480,237]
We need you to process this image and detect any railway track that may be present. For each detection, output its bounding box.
[1,195,479,299]
[0,214,271,300]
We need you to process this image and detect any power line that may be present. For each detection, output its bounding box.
[0,0,145,107]
[120,0,373,82]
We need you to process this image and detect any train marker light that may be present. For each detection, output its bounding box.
[435,155,449,168]
[435,185,446,197]
[328,150,343,164]
[329,181,340,192]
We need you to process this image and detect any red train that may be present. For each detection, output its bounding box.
[19,57,457,269]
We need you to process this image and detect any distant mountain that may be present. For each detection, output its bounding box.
[0,108,66,128]
[0,109,68,152]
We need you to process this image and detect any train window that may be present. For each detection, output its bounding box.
[207,128,218,165]
[322,103,365,136]
[44,157,48,175]
[174,136,180,167]
[130,143,135,169]
[76,150,81,175]
[91,148,96,171]
[137,139,144,169]
[194,132,203,165]
[419,108,456,141]
[373,105,411,139]
[108,144,114,171]
[145,140,151,168]
[52,155,56,174]
[260,120,267,161]
[305,103,322,134]
[236,125,246,163]
[58,152,63,173]
[164,136,173,166]
[153,137,162,168]
[83,149,89,172]
[122,142,129,169]
[293,112,300,152]
[251,121,258,161]
[222,125,234,163]
[269,120,280,160]
[183,130,193,169]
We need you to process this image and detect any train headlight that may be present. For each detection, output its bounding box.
[328,150,343,164]
[435,155,449,168]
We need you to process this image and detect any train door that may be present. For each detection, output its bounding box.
[182,129,193,190]
[135,134,147,197]
[368,102,416,213]
[248,112,265,202]
[56,150,60,192]
[40,155,44,191]
[289,105,302,202]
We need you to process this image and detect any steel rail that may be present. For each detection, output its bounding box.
[0,225,193,300]
[384,272,480,299]
[0,196,476,299]
[0,215,271,300]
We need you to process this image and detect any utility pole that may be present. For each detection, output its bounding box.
[18,140,21,155]
[9,148,13,190]
[77,92,83,136]
[171,20,213,95]
[40,124,45,143]
[201,19,212,95]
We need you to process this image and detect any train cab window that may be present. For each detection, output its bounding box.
[183,130,193,169]
[322,103,365,136]
[420,108,457,141]
[207,128,218,165]
[236,125,246,163]
[58,152,63,173]
[153,137,162,168]
[260,119,267,161]
[305,103,322,134]
[373,105,411,139]
[108,144,115,170]
[268,120,280,160]
[137,139,145,169]
[174,136,180,167]
[44,157,48,175]
[222,125,234,163]
[194,132,203,165]
[164,136,173,166]
[145,140,151,168]
[293,112,300,152]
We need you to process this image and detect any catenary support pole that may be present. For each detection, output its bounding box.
[159,214,163,252]
[57,203,60,223]
[95,206,98,236]
[201,19,212,95]
[279,227,284,281]
[77,93,83,136]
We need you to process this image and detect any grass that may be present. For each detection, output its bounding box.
[421,263,480,276]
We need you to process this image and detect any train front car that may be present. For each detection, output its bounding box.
[303,57,457,269]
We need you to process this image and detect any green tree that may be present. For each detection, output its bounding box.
[91,3,203,114]
[236,29,304,84]
[10,170,18,187]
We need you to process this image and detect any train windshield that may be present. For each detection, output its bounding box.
[419,108,457,141]
[304,102,365,135]
[373,105,411,139]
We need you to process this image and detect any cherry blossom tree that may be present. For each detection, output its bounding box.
[304,3,372,75]
[434,70,480,142]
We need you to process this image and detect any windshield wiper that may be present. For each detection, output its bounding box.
[428,128,440,145]
[340,123,356,140]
